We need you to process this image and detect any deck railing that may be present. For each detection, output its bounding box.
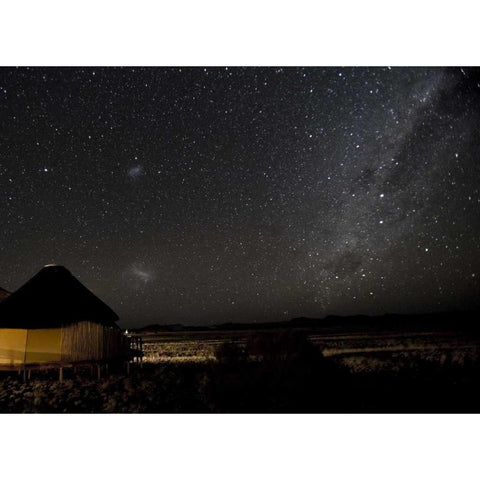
[126,334,144,363]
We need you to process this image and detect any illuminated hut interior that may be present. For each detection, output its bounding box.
[0,265,128,369]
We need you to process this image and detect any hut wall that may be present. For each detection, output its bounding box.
[61,321,126,362]
[1,322,126,367]
[102,326,126,360]
[103,326,128,360]
[61,321,103,362]
[25,328,62,363]
[0,329,27,366]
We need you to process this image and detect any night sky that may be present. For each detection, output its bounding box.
[1,67,479,327]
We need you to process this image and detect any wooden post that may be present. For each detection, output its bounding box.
[27,369,31,380]
[126,361,130,375]
[59,367,63,383]
[97,364,101,379]
[23,368,26,382]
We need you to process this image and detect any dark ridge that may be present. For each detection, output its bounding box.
[129,310,480,334]
[288,311,480,332]
[136,323,186,332]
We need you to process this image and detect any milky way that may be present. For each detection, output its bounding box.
[1,67,479,327]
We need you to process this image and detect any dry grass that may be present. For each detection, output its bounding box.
[139,329,480,372]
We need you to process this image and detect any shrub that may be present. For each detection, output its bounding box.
[214,341,248,365]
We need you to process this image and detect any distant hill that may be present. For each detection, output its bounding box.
[135,323,208,333]
[288,311,480,331]
[136,323,185,332]
[130,310,480,334]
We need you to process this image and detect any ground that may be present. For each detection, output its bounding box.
[1,326,480,413]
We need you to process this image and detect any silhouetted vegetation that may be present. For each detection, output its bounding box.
[214,341,248,365]
[208,330,346,412]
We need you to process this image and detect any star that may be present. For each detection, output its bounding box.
[0,66,479,326]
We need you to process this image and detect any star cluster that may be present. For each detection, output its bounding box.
[1,67,479,326]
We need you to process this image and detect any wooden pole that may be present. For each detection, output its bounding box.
[97,364,101,379]
[59,367,63,383]
[23,328,29,383]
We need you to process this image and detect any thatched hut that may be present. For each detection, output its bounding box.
[0,265,128,368]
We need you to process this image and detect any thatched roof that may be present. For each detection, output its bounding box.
[0,265,119,329]
[0,287,10,302]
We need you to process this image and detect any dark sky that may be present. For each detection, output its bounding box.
[1,67,479,327]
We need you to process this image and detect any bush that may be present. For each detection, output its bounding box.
[247,329,324,365]
[214,341,248,365]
